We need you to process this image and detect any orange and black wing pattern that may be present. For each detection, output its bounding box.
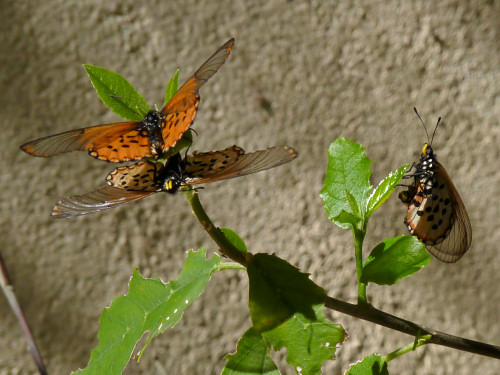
[159,38,234,154]
[21,39,234,162]
[20,121,153,162]
[184,145,298,185]
[106,161,164,191]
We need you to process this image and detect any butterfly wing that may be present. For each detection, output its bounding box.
[106,161,164,191]
[51,186,156,219]
[425,164,472,262]
[160,38,234,152]
[20,121,157,162]
[185,145,298,185]
[185,145,245,176]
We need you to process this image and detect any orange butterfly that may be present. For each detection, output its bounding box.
[20,39,234,162]
[51,145,298,218]
[399,109,472,262]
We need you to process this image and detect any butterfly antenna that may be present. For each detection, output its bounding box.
[414,107,430,144]
[430,117,442,147]
[109,95,150,113]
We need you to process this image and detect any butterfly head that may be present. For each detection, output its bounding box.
[421,143,434,158]
[162,174,183,194]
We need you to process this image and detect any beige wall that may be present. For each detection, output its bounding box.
[1,1,498,374]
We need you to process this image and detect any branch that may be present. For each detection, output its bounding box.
[0,251,48,375]
[325,296,500,359]
[184,189,500,361]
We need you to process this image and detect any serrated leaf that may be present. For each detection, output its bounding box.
[320,138,372,229]
[84,64,150,121]
[361,236,429,285]
[72,250,221,375]
[248,254,346,375]
[164,69,179,105]
[367,164,410,218]
[345,354,389,375]
[221,228,248,253]
[222,327,280,375]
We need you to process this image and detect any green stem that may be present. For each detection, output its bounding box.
[382,336,431,362]
[353,226,367,304]
[183,189,247,266]
[216,262,247,271]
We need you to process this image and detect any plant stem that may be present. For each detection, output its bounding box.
[0,252,48,375]
[325,296,500,359]
[184,189,247,266]
[216,262,247,271]
[185,189,500,360]
[353,227,367,304]
[382,336,430,362]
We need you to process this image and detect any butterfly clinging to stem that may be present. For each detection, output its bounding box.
[51,145,299,219]
[20,38,234,162]
[398,108,472,263]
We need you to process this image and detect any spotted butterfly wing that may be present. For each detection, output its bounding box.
[400,144,472,262]
[21,39,234,162]
[183,145,298,184]
[51,161,163,218]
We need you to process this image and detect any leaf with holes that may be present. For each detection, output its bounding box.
[345,354,389,375]
[72,250,222,375]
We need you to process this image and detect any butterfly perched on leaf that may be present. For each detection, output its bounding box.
[399,109,472,263]
[51,145,299,218]
[20,38,234,162]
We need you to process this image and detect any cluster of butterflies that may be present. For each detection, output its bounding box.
[20,39,298,218]
[20,39,471,263]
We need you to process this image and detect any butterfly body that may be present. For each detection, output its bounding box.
[21,39,234,162]
[400,142,472,262]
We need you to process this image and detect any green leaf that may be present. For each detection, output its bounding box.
[361,236,429,285]
[334,210,361,230]
[164,69,179,105]
[72,250,222,375]
[222,327,279,375]
[345,354,389,375]
[320,138,372,229]
[367,164,410,218]
[248,254,346,375]
[84,64,150,121]
[221,228,248,253]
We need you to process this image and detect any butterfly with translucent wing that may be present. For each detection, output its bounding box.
[399,108,472,263]
[51,145,299,219]
[20,39,234,162]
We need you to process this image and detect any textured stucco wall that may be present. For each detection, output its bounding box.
[1,1,499,374]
